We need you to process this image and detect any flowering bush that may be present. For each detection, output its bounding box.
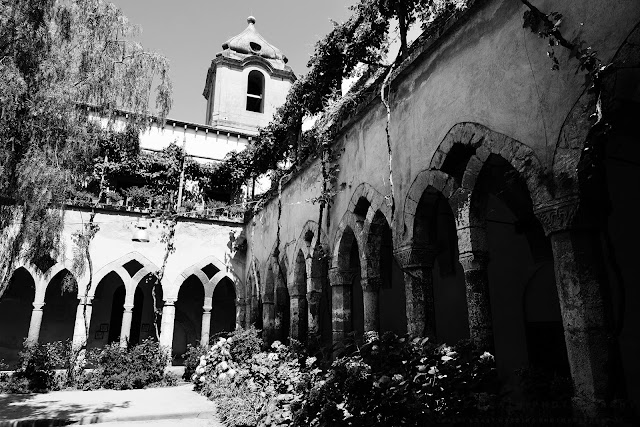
[292,333,498,426]
[192,327,319,427]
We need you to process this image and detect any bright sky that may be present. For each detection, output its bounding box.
[109,0,357,125]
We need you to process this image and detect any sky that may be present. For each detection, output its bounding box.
[109,0,357,125]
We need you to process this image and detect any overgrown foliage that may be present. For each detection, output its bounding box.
[191,327,499,427]
[210,0,471,195]
[0,0,173,296]
[79,339,175,390]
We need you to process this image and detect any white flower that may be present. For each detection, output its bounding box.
[441,355,453,362]
[480,351,494,361]
[199,375,206,383]
[305,356,317,367]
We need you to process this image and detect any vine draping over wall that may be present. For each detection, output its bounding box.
[211,0,472,197]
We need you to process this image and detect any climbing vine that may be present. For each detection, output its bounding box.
[521,1,637,343]
[211,0,471,203]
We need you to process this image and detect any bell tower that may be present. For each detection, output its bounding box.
[203,17,296,135]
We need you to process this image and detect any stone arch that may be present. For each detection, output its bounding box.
[170,255,226,301]
[39,262,75,302]
[331,210,365,272]
[347,182,391,224]
[402,169,459,245]
[12,262,42,287]
[431,122,552,209]
[92,252,160,298]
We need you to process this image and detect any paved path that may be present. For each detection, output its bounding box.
[0,384,224,426]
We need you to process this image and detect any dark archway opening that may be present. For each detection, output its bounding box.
[108,285,125,344]
[474,153,569,390]
[173,275,204,362]
[41,270,78,344]
[293,250,309,344]
[0,268,35,367]
[415,187,469,343]
[211,278,236,335]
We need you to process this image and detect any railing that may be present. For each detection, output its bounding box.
[63,199,245,223]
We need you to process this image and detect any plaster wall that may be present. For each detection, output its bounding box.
[139,120,249,162]
[210,64,293,134]
[57,207,243,301]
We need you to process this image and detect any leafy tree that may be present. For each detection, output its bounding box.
[0,0,173,296]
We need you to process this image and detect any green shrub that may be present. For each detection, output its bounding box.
[228,326,262,364]
[81,339,169,390]
[9,340,67,393]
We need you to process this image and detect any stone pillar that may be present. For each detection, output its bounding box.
[262,297,275,345]
[307,289,321,338]
[27,302,45,344]
[395,244,438,338]
[329,268,355,346]
[159,299,176,350]
[72,297,93,348]
[201,306,212,346]
[459,251,494,352]
[536,198,623,417]
[361,276,380,332]
[119,304,134,348]
[236,298,246,328]
[290,293,307,341]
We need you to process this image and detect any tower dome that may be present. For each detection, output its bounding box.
[221,16,288,63]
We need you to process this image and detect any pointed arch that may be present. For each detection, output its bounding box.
[92,252,161,297]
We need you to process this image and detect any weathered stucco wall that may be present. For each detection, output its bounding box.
[241,0,640,413]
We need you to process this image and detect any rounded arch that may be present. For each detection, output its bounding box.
[348,183,393,232]
[431,122,552,209]
[331,210,365,273]
[402,169,459,245]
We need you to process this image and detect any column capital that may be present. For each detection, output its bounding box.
[329,268,355,287]
[78,296,93,305]
[32,302,45,311]
[533,195,603,236]
[394,244,439,269]
[361,275,382,292]
[202,306,212,313]
[163,299,176,306]
[458,251,489,272]
[123,304,134,312]
[307,290,321,305]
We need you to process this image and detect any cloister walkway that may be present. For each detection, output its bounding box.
[0,384,223,426]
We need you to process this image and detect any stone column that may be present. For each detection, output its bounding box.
[72,297,93,348]
[119,304,134,348]
[27,302,45,344]
[361,276,380,333]
[236,298,246,328]
[201,306,212,346]
[395,244,438,339]
[262,296,275,345]
[329,268,355,346]
[289,292,307,341]
[307,290,321,338]
[536,198,622,417]
[459,251,494,352]
[159,299,176,350]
